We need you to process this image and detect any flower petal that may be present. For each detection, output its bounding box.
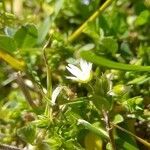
[88,62,92,70]
[66,59,93,83]
[66,65,82,78]
[51,86,63,105]
[66,76,79,81]
[80,59,88,72]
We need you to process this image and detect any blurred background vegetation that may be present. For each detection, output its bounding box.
[0,0,150,149]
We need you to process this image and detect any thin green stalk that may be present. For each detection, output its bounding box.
[43,39,53,121]
[112,123,150,148]
[68,0,114,42]
[2,0,6,12]
[10,0,14,14]
[2,0,6,27]
[43,39,52,98]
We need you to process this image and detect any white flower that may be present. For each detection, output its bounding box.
[66,59,92,83]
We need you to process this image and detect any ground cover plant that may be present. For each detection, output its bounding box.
[0,0,150,149]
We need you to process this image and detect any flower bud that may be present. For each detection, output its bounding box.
[112,84,128,96]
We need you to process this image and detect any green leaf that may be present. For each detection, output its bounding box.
[14,24,38,48]
[78,119,109,139]
[101,37,118,54]
[120,42,133,56]
[135,10,150,26]
[37,17,52,45]
[0,35,17,53]
[92,95,111,110]
[123,96,143,112]
[45,136,62,149]
[17,124,36,144]
[37,0,64,45]
[116,138,139,150]
[116,124,139,150]
[54,0,64,17]
[127,75,150,85]
[80,51,150,71]
[79,43,95,51]
[36,142,52,150]
[113,114,124,124]
[35,115,50,128]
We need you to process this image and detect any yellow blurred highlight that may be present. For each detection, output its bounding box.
[0,50,25,71]
[85,132,103,150]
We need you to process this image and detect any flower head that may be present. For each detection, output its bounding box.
[66,59,92,83]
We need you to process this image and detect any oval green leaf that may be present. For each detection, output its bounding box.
[14,24,38,48]
[0,35,17,53]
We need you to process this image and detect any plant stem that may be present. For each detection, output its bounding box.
[102,110,116,150]
[16,72,37,109]
[0,51,25,71]
[10,0,14,13]
[112,123,150,148]
[68,0,114,43]
[0,143,21,150]
[43,39,52,98]
[42,39,53,121]
[2,0,6,27]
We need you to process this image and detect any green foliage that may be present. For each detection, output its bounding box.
[100,37,118,55]
[14,24,38,48]
[37,17,52,45]
[112,114,124,124]
[135,10,150,26]
[17,124,36,144]
[80,51,150,71]
[0,0,150,149]
[0,35,17,53]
